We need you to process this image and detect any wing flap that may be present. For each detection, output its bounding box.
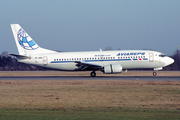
[74,61,103,70]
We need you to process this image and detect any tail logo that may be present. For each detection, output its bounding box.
[17,28,39,50]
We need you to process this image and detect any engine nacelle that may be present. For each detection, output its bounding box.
[104,64,122,74]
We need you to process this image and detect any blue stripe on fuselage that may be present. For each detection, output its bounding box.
[50,58,148,63]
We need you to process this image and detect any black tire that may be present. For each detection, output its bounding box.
[90,72,96,77]
[153,72,157,76]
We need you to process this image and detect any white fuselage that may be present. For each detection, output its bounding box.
[17,50,174,71]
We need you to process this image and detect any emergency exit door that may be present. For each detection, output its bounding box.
[43,56,48,66]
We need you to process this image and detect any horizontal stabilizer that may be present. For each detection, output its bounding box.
[9,54,30,59]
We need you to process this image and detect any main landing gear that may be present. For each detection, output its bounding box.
[90,71,96,77]
[153,71,157,76]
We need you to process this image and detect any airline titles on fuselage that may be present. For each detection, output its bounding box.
[117,52,145,56]
[94,54,111,57]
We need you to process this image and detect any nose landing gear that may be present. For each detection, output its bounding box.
[153,71,157,76]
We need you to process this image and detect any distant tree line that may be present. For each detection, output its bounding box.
[0,52,46,71]
[0,50,179,71]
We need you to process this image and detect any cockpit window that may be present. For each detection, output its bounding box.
[159,54,166,57]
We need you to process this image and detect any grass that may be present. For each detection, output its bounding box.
[0,80,180,119]
[0,108,180,120]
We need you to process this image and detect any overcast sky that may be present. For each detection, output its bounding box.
[0,0,180,55]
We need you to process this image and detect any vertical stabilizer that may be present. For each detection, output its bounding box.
[11,24,57,55]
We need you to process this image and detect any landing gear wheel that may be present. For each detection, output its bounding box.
[153,72,157,76]
[90,72,96,77]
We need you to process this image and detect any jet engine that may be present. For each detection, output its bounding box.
[103,64,122,74]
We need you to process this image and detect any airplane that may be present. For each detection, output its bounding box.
[10,24,174,77]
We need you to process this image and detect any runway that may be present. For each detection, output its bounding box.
[0,76,180,81]
[0,71,179,81]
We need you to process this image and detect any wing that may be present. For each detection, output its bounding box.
[74,61,103,71]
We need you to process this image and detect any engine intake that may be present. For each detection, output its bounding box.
[104,64,122,74]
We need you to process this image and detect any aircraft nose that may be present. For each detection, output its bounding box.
[163,57,174,66]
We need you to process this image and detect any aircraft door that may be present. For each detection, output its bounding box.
[43,56,48,66]
[149,53,154,62]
